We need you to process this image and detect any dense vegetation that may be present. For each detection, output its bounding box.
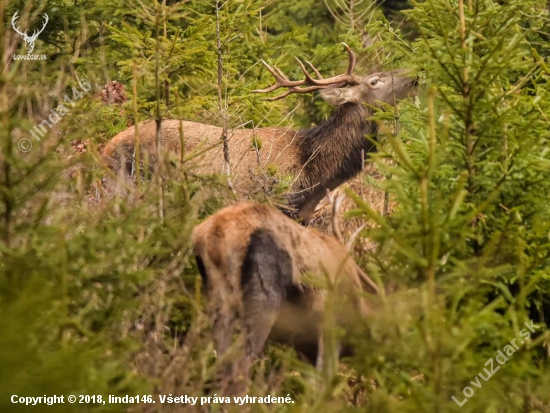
[1,0,550,412]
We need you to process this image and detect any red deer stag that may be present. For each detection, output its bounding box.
[192,201,379,389]
[103,44,416,222]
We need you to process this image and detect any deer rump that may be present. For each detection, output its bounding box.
[102,45,416,222]
[192,202,367,382]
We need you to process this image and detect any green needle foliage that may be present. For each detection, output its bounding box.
[347,0,550,411]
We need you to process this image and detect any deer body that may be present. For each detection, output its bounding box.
[102,119,301,183]
[102,45,416,221]
[192,202,370,385]
[103,103,374,220]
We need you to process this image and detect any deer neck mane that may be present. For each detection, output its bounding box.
[298,103,376,182]
[283,103,377,222]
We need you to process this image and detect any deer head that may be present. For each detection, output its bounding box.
[12,12,49,54]
[319,68,415,107]
[254,43,416,108]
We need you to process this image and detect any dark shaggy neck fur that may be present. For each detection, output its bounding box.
[288,103,377,222]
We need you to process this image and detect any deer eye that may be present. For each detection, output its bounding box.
[370,79,379,86]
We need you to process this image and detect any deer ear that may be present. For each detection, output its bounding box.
[319,87,360,105]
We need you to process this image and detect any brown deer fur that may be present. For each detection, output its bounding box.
[192,201,373,386]
[102,48,416,222]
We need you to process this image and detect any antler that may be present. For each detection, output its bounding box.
[28,13,49,41]
[11,12,27,38]
[326,189,381,295]
[327,189,346,244]
[253,43,358,101]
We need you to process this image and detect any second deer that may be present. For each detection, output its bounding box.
[192,200,379,390]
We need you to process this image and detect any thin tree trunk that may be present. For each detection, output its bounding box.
[216,0,231,177]
[132,59,141,191]
[155,2,165,224]
[163,16,170,106]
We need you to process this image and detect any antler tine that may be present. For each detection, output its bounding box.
[252,64,281,93]
[261,85,328,101]
[298,42,357,86]
[346,223,367,250]
[261,90,293,101]
[306,61,323,79]
[357,264,381,295]
[341,42,357,76]
[294,57,317,84]
[327,187,381,295]
[327,189,345,244]
[253,59,305,94]
[273,65,290,80]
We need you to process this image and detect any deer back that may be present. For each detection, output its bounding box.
[193,202,365,306]
[102,120,302,191]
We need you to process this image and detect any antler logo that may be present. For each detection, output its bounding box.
[11,11,49,54]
